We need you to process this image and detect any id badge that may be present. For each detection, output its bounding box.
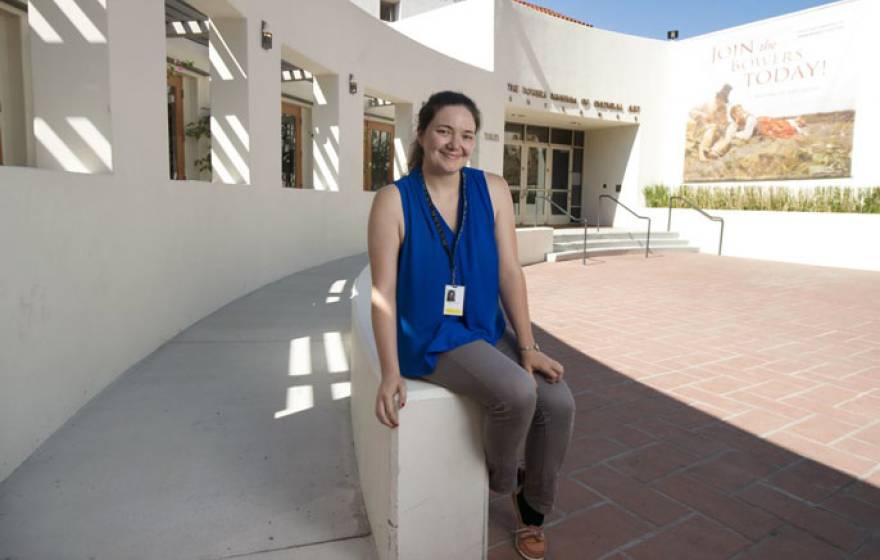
[443,285,465,316]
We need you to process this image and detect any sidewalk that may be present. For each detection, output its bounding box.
[0,254,375,560]
[489,252,880,559]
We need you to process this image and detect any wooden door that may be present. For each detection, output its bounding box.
[364,120,395,191]
[167,73,186,180]
[281,102,303,188]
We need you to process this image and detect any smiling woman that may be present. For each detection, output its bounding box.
[367,90,575,560]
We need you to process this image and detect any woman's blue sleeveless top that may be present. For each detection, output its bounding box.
[395,167,506,377]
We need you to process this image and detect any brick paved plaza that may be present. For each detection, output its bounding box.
[489,253,880,559]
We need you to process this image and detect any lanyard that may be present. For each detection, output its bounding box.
[421,170,468,286]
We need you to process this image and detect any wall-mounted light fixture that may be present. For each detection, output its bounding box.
[349,73,358,94]
[667,30,679,40]
[261,21,272,50]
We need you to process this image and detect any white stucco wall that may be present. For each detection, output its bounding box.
[0,0,498,483]
[390,0,494,72]
[644,207,880,271]
[399,0,462,20]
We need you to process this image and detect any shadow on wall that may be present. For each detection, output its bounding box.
[26,0,114,173]
[505,3,552,102]
[584,125,638,227]
[485,323,879,557]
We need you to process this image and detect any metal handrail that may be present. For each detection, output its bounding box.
[598,194,651,258]
[520,188,589,265]
[667,195,724,256]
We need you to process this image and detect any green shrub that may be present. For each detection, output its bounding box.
[643,185,880,214]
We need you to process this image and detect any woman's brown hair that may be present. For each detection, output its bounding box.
[408,91,481,172]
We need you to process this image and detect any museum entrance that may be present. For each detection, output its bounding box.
[503,123,584,226]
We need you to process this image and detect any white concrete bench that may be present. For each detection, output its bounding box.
[350,265,488,560]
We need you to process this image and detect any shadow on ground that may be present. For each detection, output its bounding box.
[488,325,879,559]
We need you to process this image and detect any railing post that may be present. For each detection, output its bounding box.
[582,220,587,266]
[718,220,724,256]
[667,196,673,232]
[533,191,538,227]
[645,218,651,258]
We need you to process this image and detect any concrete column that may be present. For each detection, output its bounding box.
[312,72,363,192]
[209,17,251,185]
[311,74,341,191]
[245,18,280,188]
[393,102,414,179]
[338,79,364,191]
[28,0,112,173]
[106,0,166,183]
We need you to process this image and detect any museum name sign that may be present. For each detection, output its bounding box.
[508,83,640,113]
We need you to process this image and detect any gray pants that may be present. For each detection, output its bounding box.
[424,330,576,514]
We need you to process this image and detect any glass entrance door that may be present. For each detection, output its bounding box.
[523,146,548,225]
[502,122,582,226]
[503,143,522,219]
[549,148,571,225]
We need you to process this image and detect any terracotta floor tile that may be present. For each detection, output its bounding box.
[544,503,651,559]
[574,465,690,526]
[682,449,782,493]
[654,474,782,541]
[820,492,880,530]
[788,414,863,444]
[624,515,750,559]
[518,254,880,556]
[554,477,604,515]
[833,436,880,463]
[738,483,868,552]
[767,431,875,478]
[608,442,699,483]
[735,525,847,560]
[726,408,793,436]
[854,533,880,560]
[766,459,854,503]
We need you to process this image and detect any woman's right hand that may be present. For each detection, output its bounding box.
[375,375,407,428]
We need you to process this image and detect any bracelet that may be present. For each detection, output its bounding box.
[519,342,541,353]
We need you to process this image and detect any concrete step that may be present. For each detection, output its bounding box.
[552,229,681,241]
[554,238,691,251]
[547,245,700,262]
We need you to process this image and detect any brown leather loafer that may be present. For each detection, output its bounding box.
[511,493,546,560]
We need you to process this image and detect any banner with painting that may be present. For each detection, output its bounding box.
[682,6,857,182]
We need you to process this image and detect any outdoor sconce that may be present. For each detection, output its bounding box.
[349,73,358,94]
[261,21,272,50]
[667,30,679,40]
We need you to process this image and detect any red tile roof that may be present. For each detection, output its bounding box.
[511,0,593,28]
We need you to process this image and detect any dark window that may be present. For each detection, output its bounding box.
[551,128,572,145]
[525,125,549,143]
[504,122,524,142]
[370,129,392,190]
[281,115,297,187]
[380,2,398,22]
[574,130,585,147]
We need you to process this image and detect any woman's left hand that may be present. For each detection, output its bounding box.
[521,351,565,384]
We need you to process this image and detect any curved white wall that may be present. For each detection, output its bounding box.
[0,0,499,482]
